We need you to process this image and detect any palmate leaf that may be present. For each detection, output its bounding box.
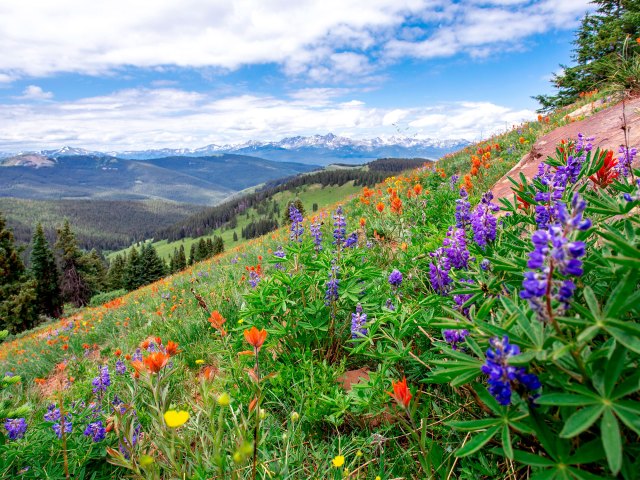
[559,404,605,438]
[536,393,599,407]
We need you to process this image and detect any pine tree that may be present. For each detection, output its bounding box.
[196,238,208,262]
[123,246,143,291]
[233,231,238,242]
[140,243,166,285]
[188,243,196,265]
[78,249,108,296]
[169,248,178,274]
[0,213,38,333]
[206,238,214,256]
[55,220,91,307]
[213,236,224,255]
[107,254,126,290]
[176,245,187,271]
[30,223,62,318]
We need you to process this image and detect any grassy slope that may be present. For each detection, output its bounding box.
[109,181,362,261]
[0,95,611,478]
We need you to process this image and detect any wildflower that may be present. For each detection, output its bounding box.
[589,150,618,189]
[140,455,154,468]
[388,269,403,289]
[388,377,412,408]
[4,418,27,440]
[52,416,73,439]
[351,304,368,339]
[244,326,267,352]
[413,184,423,195]
[443,329,469,350]
[442,227,470,270]
[114,349,122,357]
[385,298,396,311]
[616,145,637,177]
[84,421,106,442]
[217,393,231,407]
[164,410,190,428]
[333,206,346,245]
[165,340,181,356]
[480,258,491,271]
[481,336,540,406]
[195,359,205,365]
[143,352,170,374]
[455,189,471,230]
[91,365,111,394]
[470,192,499,249]
[429,248,452,295]
[310,222,323,252]
[332,455,345,468]
[376,202,385,213]
[325,265,339,306]
[44,404,61,422]
[289,204,304,242]
[209,310,227,335]
[290,411,299,422]
[115,359,126,375]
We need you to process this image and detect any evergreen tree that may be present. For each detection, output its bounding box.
[0,213,38,333]
[206,238,214,256]
[55,220,91,307]
[140,243,166,285]
[534,1,640,111]
[169,248,178,274]
[123,246,143,291]
[233,231,238,242]
[196,238,208,262]
[188,243,196,265]
[78,249,108,296]
[30,223,62,318]
[213,236,224,255]
[176,245,187,271]
[107,254,126,290]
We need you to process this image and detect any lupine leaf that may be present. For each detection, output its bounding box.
[501,424,513,460]
[559,404,604,438]
[448,418,501,431]
[536,393,599,407]
[455,425,500,457]
[601,409,622,475]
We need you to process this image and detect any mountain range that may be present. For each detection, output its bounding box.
[0,133,469,165]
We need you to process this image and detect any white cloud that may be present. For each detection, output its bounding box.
[0,0,592,81]
[0,87,534,150]
[18,85,53,100]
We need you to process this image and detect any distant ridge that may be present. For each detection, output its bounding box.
[2,133,470,165]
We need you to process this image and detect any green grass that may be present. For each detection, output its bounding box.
[108,181,361,261]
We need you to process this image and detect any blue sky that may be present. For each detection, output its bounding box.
[0,0,592,152]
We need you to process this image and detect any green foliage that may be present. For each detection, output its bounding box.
[0,212,39,333]
[30,224,63,318]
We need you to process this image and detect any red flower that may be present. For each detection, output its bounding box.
[208,310,227,336]
[165,341,181,356]
[376,202,385,213]
[589,150,618,189]
[143,352,169,373]
[244,327,267,352]
[388,377,412,408]
[114,349,122,357]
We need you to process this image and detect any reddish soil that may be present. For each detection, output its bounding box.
[491,97,640,200]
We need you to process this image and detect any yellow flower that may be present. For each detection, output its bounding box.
[140,455,154,467]
[356,450,363,457]
[375,476,381,480]
[332,455,345,468]
[195,359,205,365]
[290,411,299,422]
[164,410,190,428]
[217,392,231,406]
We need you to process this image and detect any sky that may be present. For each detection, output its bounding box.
[0,0,593,152]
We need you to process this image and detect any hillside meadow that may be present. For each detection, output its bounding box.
[1,95,639,479]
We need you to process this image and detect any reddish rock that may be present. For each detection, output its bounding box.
[337,367,370,391]
[492,97,640,201]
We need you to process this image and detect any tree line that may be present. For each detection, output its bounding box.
[158,158,428,242]
[0,211,224,334]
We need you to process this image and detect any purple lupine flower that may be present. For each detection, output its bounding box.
[132,348,143,362]
[112,395,127,415]
[442,227,470,270]
[324,265,339,306]
[4,418,27,440]
[481,336,540,406]
[455,189,471,229]
[623,178,640,202]
[575,133,594,153]
[453,279,474,317]
[52,416,73,439]
[450,175,459,190]
[344,232,358,248]
[310,222,323,252]
[119,424,141,460]
[332,206,346,245]
[115,359,126,375]
[274,246,286,259]
[84,421,106,442]
[249,270,260,288]
[470,192,499,249]
[443,329,469,350]
[289,204,304,242]
[350,304,368,339]
[91,365,111,394]
[617,145,637,177]
[388,269,403,289]
[480,258,491,271]
[44,404,61,422]
[429,248,452,295]
[385,298,396,311]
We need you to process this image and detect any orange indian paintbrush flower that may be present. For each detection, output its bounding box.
[388,377,412,408]
[244,327,267,352]
[165,340,181,356]
[144,352,170,373]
